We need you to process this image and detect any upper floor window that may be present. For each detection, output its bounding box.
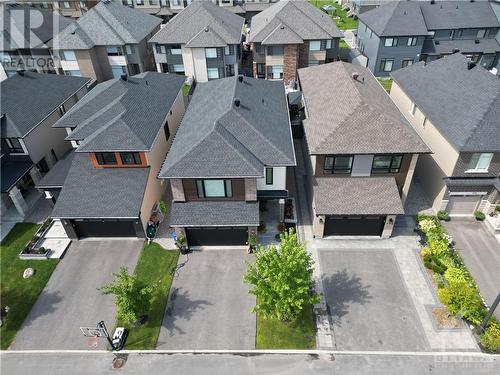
[119,152,142,165]
[402,58,413,68]
[207,68,220,80]
[309,41,321,51]
[476,29,486,39]
[372,154,403,173]
[384,37,398,47]
[169,45,182,55]
[205,48,218,59]
[4,138,24,153]
[136,0,144,5]
[61,50,76,61]
[106,47,123,56]
[324,155,353,174]
[265,168,273,185]
[326,39,332,49]
[267,65,283,79]
[64,69,82,77]
[170,64,184,73]
[380,58,394,72]
[125,45,135,55]
[60,1,72,9]
[267,46,284,56]
[196,179,232,198]
[467,153,493,172]
[156,45,166,54]
[95,152,117,166]
[407,37,417,46]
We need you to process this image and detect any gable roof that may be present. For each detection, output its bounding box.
[358,1,428,37]
[248,0,342,44]
[51,1,161,50]
[298,62,429,155]
[149,1,244,47]
[0,72,90,138]
[391,53,500,152]
[53,72,186,152]
[159,76,296,179]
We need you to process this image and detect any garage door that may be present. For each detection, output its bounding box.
[447,195,481,216]
[186,227,248,246]
[72,219,138,238]
[324,216,386,236]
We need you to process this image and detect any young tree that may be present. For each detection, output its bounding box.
[99,267,157,326]
[244,229,319,321]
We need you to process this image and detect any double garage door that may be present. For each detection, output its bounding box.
[71,219,138,238]
[186,227,248,247]
[446,195,481,216]
[324,216,386,236]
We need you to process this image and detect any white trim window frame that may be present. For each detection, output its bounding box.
[466,153,493,173]
[384,37,398,47]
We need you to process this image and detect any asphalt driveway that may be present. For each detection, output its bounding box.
[443,220,500,319]
[11,239,142,350]
[156,250,256,349]
[320,249,428,351]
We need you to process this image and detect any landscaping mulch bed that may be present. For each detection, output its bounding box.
[432,307,464,329]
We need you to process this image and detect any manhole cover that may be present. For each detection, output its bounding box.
[112,357,126,369]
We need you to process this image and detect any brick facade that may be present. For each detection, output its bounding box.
[283,44,299,83]
[297,41,310,70]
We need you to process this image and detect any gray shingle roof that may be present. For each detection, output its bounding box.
[391,53,500,152]
[159,76,296,178]
[53,72,185,152]
[298,62,429,155]
[149,1,244,47]
[0,72,90,138]
[422,38,500,55]
[51,153,149,219]
[51,1,161,50]
[358,1,428,37]
[36,150,75,189]
[313,177,404,215]
[249,0,342,44]
[1,155,33,193]
[170,201,260,227]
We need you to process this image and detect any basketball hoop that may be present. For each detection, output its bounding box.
[87,335,100,348]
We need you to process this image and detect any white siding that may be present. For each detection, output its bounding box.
[256,167,287,191]
[351,155,373,177]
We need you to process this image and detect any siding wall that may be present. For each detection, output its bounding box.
[451,152,500,178]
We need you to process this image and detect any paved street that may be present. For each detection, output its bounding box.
[1,352,498,375]
[156,250,255,349]
[10,239,142,350]
[443,220,500,319]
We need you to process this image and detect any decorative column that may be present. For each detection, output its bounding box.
[8,186,28,217]
[279,198,285,222]
[29,167,42,185]
[401,154,419,205]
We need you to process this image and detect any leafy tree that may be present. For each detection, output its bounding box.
[99,267,157,325]
[244,229,319,321]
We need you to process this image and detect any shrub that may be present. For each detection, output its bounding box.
[423,254,447,275]
[481,321,500,352]
[444,267,471,285]
[429,240,449,258]
[437,210,450,221]
[419,218,438,233]
[420,247,432,258]
[437,281,486,325]
[474,211,486,221]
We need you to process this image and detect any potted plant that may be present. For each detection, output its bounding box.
[248,234,258,254]
[175,235,188,254]
[474,210,486,221]
[437,210,450,221]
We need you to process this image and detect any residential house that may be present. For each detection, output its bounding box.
[248,0,342,84]
[13,1,99,19]
[149,1,244,81]
[297,62,429,238]
[390,54,499,229]
[158,75,296,247]
[0,4,73,80]
[357,1,500,77]
[49,72,187,239]
[1,71,90,220]
[51,1,161,82]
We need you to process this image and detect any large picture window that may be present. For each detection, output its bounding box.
[95,152,117,165]
[467,153,493,172]
[4,138,24,153]
[380,59,394,72]
[324,155,353,174]
[205,48,218,58]
[119,152,142,165]
[196,179,233,198]
[372,154,403,173]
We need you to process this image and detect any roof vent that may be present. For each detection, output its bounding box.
[280,25,285,30]
[435,40,440,45]
[456,4,459,9]
[120,73,128,81]
[205,27,209,32]
[430,0,435,4]
[467,61,476,70]
[470,0,475,2]
[474,39,480,44]
[403,11,407,15]
[237,74,244,83]
[17,69,25,76]
[452,48,460,54]
[234,98,241,107]
[351,72,359,80]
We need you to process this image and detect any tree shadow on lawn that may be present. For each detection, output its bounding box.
[322,269,372,327]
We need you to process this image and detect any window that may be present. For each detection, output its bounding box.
[477,29,486,39]
[324,155,353,174]
[111,65,126,78]
[61,50,76,61]
[149,0,158,5]
[164,121,170,141]
[58,105,66,117]
[95,152,117,165]
[205,48,218,58]
[423,117,428,128]
[156,45,166,54]
[467,153,493,172]
[384,37,398,47]
[106,47,123,56]
[407,37,417,46]
[265,168,273,185]
[125,45,135,55]
[61,2,71,9]
[169,45,182,55]
[309,41,321,51]
[224,45,233,55]
[409,101,416,116]
[372,155,403,173]
[401,58,413,68]
[365,24,368,32]
[136,0,144,5]
[196,179,233,198]
[267,46,284,56]
[207,68,219,80]
[120,152,142,165]
[380,59,394,72]
[370,30,373,39]
[172,64,184,73]
[326,39,332,49]
[308,60,320,66]
[64,69,82,76]
[4,138,24,153]
[269,65,283,79]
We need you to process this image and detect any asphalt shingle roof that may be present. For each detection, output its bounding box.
[0,72,90,138]
[170,201,260,227]
[298,62,429,155]
[313,177,404,215]
[51,1,161,50]
[159,76,296,178]
[391,53,500,152]
[36,150,75,189]
[0,155,33,193]
[149,1,244,47]
[51,153,149,219]
[422,38,500,55]
[53,72,186,152]
[249,0,342,44]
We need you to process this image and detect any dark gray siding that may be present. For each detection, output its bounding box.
[374,35,425,76]
[452,152,500,178]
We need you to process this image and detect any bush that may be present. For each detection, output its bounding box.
[481,321,500,352]
[444,267,471,285]
[418,218,438,233]
[423,254,447,275]
[437,210,450,221]
[437,281,486,325]
[474,211,486,221]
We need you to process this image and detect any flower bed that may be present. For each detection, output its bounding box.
[416,215,499,352]
[18,219,53,260]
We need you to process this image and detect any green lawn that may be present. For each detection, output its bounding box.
[118,242,179,349]
[308,0,358,30]
[256,305,316,349]
[377,78,393,93]
[339,39,349,49]
[0,223,59,349]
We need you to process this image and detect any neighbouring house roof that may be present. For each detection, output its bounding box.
[248,0,342,45]
[298,62,429,155]
[0,72,90,138]
[170,201,260,227]
[51,1,161,50]
[244,2,272,13]
[51,153,149,219]
[391,53,500,152]
[227,5,245,14]
[149,1,244,47]
[0,154,34,193]
[444,177,500,188]
[35,150,75,189]
[313,177,405,215]
[358,1,428,37]
[53,72,186,152]
[421,38,500,55]
[159,76,296,179]
[1,4,73,50]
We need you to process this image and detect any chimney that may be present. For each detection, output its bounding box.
[234,98,241,108]
[120,74,128,81]
[351,72,359,80]
[467,61,476,70]
[238,74,244,83]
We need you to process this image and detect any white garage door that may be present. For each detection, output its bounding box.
[447,195,481,216]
